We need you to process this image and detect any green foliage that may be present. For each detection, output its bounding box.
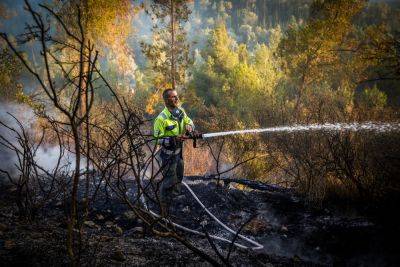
[240,9,258,26]
[253,43,281,95]
[56,0,138,101]
[187,21,285,129]
[206,23,238,72]
[0,48,23,101]
[278,0,370,119]
[360,85,387,109]
[183,0,400,205]
[85,0,135,46]
[360,24,400,82]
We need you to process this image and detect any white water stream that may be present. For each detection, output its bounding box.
[202,122,400,139]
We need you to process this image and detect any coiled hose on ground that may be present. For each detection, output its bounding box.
[139,177,264,250]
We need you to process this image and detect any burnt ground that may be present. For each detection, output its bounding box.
[0,176,399,266]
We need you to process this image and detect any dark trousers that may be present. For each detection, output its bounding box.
[159,151,184,208]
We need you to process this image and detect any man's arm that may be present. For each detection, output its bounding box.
[182,110,195,133]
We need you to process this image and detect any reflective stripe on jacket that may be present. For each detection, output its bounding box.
[153,107,194,139]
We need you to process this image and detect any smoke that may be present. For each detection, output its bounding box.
[0,102,35,180]
[35,145,75,173]
[0,102,75,183]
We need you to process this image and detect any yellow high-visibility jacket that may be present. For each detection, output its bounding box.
[153,107,194,139]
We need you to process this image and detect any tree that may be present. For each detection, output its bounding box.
[205,23,238,73]
[278,0,366,119]
[141,0,191,91]
[56,0,139,96]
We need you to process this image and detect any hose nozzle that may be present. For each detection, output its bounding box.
[186,132,203,148]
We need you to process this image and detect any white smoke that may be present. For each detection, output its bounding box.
[35,145,75,173]
[0,102,35,180]
[0,102,75,183]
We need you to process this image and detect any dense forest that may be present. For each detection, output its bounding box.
[138,0,400,203]
[0,0,400,265]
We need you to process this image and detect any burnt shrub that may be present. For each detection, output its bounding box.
[264,130,400,211]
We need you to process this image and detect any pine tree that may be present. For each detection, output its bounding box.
[141,0,191,91]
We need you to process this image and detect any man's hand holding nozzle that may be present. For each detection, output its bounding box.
[185,127,202,139]
[185,125,194,134]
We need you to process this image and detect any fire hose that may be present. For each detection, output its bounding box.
[138,148,263,250]
[181,181,263,250]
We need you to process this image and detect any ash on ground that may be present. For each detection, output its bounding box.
[0,177,399,266]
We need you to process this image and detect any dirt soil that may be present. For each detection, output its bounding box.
[0,176,399,266]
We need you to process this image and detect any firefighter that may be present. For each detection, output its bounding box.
[153,89,195,214]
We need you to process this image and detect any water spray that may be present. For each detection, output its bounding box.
[194,122,400,140]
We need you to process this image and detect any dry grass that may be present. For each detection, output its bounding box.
[183,143,215,176]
